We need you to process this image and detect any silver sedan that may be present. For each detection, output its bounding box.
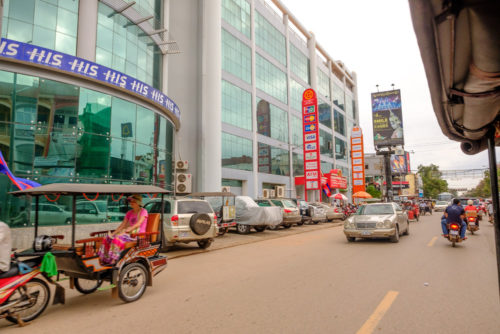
[343,203,409,243]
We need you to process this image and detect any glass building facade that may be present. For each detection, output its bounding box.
[0,1,177,227]
[220,0,359,200]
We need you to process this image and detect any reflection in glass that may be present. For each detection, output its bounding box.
[109,137,134,181]
[256,99,288,143]
[76,133,110,179]
[318,102,332,128]
[135,143,154,184]
[334,110,345,136]
[222,132,252,171]
[78,89,111,135]
[292,152,303,176]
[258,142,289,176]
[111,97,136,140]
[320,130,333,158]
[335,137,347,161]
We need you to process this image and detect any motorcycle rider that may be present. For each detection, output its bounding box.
[0,221,11,272]
[442,199,467,240]
[464,199,479,227]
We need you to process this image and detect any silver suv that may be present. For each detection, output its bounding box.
[144,198,217,250]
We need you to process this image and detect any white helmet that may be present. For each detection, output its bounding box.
[467,200,473,205]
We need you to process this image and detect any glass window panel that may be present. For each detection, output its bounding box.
[317,69,330,100]
[290,79,306,112]
[95,47,112,68]
[319,129,333,158]
[33,26,56,50]
[34,1,57,30]
[76,133,110,179]
[222,0,251,38]
[110,97,136,140]
[221,29,252,84]
[222,132,252,171]
[333,82,345,110]
[165,120,174,156]
[136,106,155,145]
[318,102,332,129]
[255,12,286,65]
[58,0,79,12]
[157,116,166,151]
[291,115,303,148]
[78,88,111,136]
[334,110,346,136]
[257,142,289,176]
[346,98,354,119]
[256,99,288,143]
[221,80,252,131]
[292,152,303,176]
[8,0,35,24]
[321,161,334,174]
[256,54,287,104]
[97,25,114,51]
[135,143,154,184]
[55,33,75,55]
[290,44,309,84]
[335,137,347,161]
[56,7,78,36]
[6,19,33,43]
[109,137,134,181]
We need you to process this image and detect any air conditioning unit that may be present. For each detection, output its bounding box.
[175,160,189,170]
[175,173,192,193]
[221,186,231,193]
[262,189,270,198]
[270,189,276,198]
[275,186,285,198]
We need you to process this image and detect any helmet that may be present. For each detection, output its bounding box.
[33,235,53,252]
[467,200,473,205]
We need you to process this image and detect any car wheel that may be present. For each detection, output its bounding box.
[254,226,266,232]
[217,227,227,236]
[390,226,400,243]
[403,221,409,235]
[283,224,292,229]
[346,236,356,242]
[236,224,251,234]
[65,218,71,225]
[197,239,213,249]
[297,222,304,226]
[267,224,279,230]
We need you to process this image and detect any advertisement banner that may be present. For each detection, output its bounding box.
[390,155,407,173]
[371,90,404,147]
[302,89,321,200]
[350,127,366,194]
[406,151,411,173]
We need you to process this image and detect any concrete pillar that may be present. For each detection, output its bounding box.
[76,0,98,61]
[199,0,222,192]
[283,14,295,198]
[250,0,258,198]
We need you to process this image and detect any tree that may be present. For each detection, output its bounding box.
[418,164,448,199]
[366,184,381,198]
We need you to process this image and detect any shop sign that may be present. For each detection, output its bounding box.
[302,88,321,197]
[0,38,180,120]
[351,126,366,194]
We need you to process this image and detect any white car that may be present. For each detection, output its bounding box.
[434,201,449,212]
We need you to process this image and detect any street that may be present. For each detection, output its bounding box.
[2,214,500,333]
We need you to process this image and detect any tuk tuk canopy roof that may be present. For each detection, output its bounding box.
[188,192,236,197]
[9,183,171,196]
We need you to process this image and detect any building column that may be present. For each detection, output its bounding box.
[76,0,98,61]
[250,0,258,198]
[199,0,222,192]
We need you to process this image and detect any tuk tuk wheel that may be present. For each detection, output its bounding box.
[74,278,103,294]
[118,263,148,303]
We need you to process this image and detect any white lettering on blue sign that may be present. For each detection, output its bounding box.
[0,38,180,120]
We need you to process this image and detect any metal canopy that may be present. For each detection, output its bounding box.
[10,183,171,196]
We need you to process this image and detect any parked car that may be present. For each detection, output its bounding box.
[255,199,301,229]
[311,203,343,221]
[234,196,282,234]
[307,203,327,224]
[343,202,409,243]
[75,200,126,224]
[188,192,237,236]
[20,203,72,226]
[144,198,217,250]
[434,201,449,212]
[291,199,315,224]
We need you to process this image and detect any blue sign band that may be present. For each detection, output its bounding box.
[0,38,180,120]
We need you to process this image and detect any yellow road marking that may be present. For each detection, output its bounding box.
[356,290,399,334]
[427,236,438,247]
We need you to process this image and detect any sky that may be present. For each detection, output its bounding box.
[281,0,491,189]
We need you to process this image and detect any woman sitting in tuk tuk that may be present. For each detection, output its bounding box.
[98,194,148,265]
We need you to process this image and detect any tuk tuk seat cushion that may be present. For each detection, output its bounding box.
[51,244,84,256]
[122,214,161,248]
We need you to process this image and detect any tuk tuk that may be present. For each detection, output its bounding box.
[188,192,236,236]
[10,183,169,303]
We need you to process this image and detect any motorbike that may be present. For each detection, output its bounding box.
[466,211,479,234]
[447,222,465,247]
[0,255,63,326]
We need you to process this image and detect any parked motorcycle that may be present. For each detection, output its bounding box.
[447,222,465,247]
[0,255,63,326]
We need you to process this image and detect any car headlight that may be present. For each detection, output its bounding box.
[344,219,355,229]
[383,219,393,228]
[376,221,384,228]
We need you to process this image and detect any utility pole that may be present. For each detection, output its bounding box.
[376,147,394,202]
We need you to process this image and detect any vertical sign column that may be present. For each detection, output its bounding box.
[302,89,321,202]
[351,127,366,196]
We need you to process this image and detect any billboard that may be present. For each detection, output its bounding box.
[371,89,404,147]
[390,155,407,173]
[350,127,366,194]
[302,89,321,201]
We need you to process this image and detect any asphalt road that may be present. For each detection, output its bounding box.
[2,214,500,333]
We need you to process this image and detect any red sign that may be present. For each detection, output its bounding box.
[302,88,321,201]
[351,127,366,195]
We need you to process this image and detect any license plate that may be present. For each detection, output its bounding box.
[450,230,459,236]
[180,232,190,237]
[361,231,372,236]
[469,223,475,226]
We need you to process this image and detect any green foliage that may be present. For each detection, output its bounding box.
[417,164,448,199]
[366,184,382,198]
[467,170,498,198]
